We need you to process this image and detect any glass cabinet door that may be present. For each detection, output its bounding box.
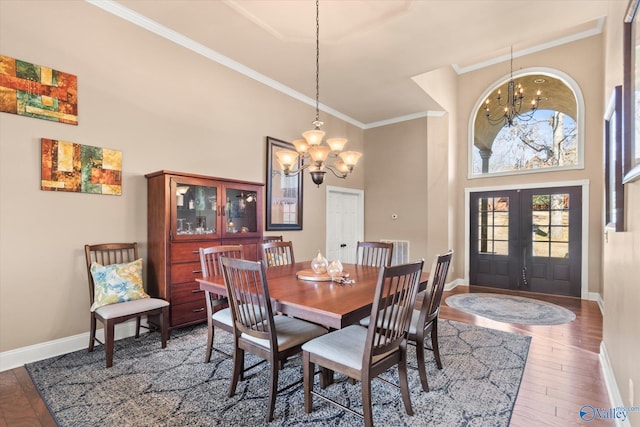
[171,178,220,240]
[222,185,259,236]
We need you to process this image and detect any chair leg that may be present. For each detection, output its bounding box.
[160,307,169,348]
[267,358,279,422]
[431,319,442,369]
[362,373,374,427]
[229,346,244,397]
[135,316,141,338]
[320,367,333,388]
[88,315,97,352]
[303,351,313,413]
[415,331,429,392]
[398,347,414,416]
[204,319,214,363]
[104,320,115,368]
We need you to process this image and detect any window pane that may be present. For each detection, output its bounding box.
[494,226,509,240]
[478,198,490,212]
[479,225,494,240]
[551,193,569,210]
[478,239,493,254]
[494,240,509,255]
[532,242,549,257]
[494,197,509,211]
[550,242,569,258]
[550,226,569,243]
[494,211,508,224]
[533,225,550,241]
[532,194,550,211]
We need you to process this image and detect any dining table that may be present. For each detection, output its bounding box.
[197,261,430,330]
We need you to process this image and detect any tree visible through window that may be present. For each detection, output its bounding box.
[471,72,581,177]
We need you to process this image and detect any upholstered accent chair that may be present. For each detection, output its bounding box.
[85,242,169,368]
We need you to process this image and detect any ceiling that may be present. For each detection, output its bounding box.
[100,0,610,128]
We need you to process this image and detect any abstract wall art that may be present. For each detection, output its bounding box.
[41,139,122,195]
[0,55,78,125]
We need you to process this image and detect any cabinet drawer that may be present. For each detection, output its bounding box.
[171,299,207,326]
[171,261,204,284]
[172,242,218,263]
[170,280,205,303]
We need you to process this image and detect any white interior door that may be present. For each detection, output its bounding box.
[326,186,364,264]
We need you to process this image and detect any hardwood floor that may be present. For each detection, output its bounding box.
[0,285,611,426]
[443,286,611,427]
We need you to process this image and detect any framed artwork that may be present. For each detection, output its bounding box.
[41,139,122,195]
[266,136,303,231]
[604,86,624,231]
[623,0,640,182]
[0,55,78,125]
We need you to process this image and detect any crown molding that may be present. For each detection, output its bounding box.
[85,0,367,128]
[452,17,605,75]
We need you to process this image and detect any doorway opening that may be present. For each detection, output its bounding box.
[325,186,364,264]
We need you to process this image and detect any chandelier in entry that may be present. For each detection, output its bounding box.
[274,0,362,187]
[484,47,542,128]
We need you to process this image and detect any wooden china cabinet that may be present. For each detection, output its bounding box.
[145,170,263,332]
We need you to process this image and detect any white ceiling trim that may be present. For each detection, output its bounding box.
[85,0,367,129]
[452,17,606,75]
[364,110,444,130]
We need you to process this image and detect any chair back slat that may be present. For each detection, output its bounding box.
[85,243,138,306]
[199,245,244,278]
[418,250,453,325]
[356,241,393,267]
[261,241,295,267]
[365,260,424,359]
[221,257,275,343]
[263,235,283,243]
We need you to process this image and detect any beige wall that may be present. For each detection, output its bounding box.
[362,115,455,269]
[363,119,429,260]
[602,0,640,411]
[0,1,363,352]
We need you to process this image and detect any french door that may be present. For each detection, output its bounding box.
[469,186,582,297]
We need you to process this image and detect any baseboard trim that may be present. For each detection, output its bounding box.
[0,320,141,372]
[588,292,605,315]
[444,279,467,291]
[599,341,631,427]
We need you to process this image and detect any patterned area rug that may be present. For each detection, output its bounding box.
[446,293,576,325]
[26,320,530,426]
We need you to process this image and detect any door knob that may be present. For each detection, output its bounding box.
[340,243,347,248]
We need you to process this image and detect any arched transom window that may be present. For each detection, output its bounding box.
[470,69,583,177]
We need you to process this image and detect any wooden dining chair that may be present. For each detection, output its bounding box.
[199,245,244,363]
[261,241,295,267]
[302,260,424,427]
[408,250,453,392]
[359,250,453,392]
[220,257,327,422]
[356,241,393,267]
[262,235,283,243]
[85,243,169,368]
